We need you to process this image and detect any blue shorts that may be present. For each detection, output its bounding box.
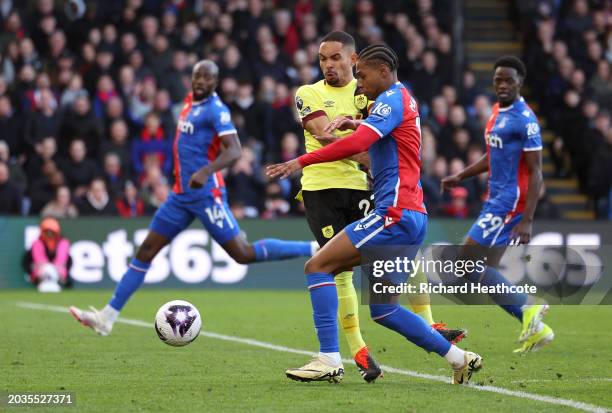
[150,191,240,244]
[346,209,427,286]
[467,203,523,247]
[345,209,427,249]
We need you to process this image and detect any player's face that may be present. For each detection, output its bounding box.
[191,65,217,100]
[493,66,522,106]
[318,41,356,87]
[355,60,384,100]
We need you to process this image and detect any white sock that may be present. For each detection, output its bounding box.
[101,305,119,323]
[310,241,320,255]
[319,352,342,367]
[444,345,466,368]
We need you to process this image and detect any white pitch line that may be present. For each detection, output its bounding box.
[14,301,611,413]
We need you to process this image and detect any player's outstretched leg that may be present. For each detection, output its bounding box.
[408,269,467,344]
[369,302,482,384]
[221,235,316,264]
[70,229,171,336]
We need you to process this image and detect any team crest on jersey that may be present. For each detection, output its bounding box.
[354,94,367,110]
[295,96,303,110]
[321,225,334,239]
[178,120,194,134]
[486,133,503,148]
[323,100,335,108]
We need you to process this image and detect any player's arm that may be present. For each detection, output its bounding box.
[266,125,379,178]
[511,150,542,244]
[304,115,370,168]
[189,133,241,188]
[440,154,489,192]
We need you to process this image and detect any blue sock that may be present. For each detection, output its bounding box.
[108,258,150,311]
[253,239,312,261]
[370,304,451,356]
[306,272,339,353]
[466,266,527,321]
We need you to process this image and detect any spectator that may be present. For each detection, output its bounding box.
[115,180,149,218]
[25,136,58,189]
[25,88,60,149]
[0,139,26,193]
[161,50,189,103]
[131,112,171,178]
[22,217,72,291]
[59,139,98,197]
[442,187,470,218]
[0,161,21,214]
[411,50,441,106]
[100,119,131,172]
[0,94,25,157]
[103,152,126,198]
[226,146,266,214]
[41,185,78,219]
[58,93,101,158]
[77,177,117,216]
[30,164,65,215]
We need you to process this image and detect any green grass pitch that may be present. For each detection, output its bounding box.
[1,290,611,413]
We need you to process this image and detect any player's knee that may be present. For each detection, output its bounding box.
[304,257,322,274]
[369,304,399,323]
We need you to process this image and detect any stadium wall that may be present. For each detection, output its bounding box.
[1,218,610,290]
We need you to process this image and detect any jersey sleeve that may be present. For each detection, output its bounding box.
[295,85,325,125]
[521,113,542,152]
[212,103,238,137]
[361,92,403,138]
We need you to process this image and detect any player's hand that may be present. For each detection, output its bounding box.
[324,116,357,133]
[266,159,302,179]
[440,174,462,193]
[510,218,533,245]
[189,167,211,189]
[314,134,340,146]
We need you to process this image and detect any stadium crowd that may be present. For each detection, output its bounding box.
[0,0,607,220]
[515,0,611,218]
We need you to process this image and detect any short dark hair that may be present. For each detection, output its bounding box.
[321,31,355,49]
[494,56,526,78]
[358,44,399,72]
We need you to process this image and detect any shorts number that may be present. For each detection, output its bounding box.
[359,199,371,217]
[476,213,503,239]
[205,205,227,228]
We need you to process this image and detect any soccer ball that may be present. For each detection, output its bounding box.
[155,300,202,347]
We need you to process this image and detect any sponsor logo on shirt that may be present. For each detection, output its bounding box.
[486,133,503,148]
[178,120,195,134]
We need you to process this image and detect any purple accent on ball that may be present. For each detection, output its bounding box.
[165,305,198,337]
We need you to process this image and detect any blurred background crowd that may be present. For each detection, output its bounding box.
[0,0,609,220]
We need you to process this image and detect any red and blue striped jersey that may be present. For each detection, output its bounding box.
[483,97,542,214]
[361,82,427,215]
[172,92,237,197]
